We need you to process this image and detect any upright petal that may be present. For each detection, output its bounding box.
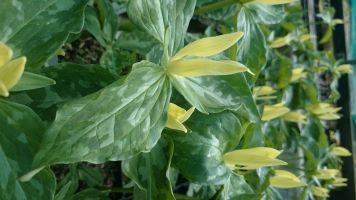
[168,59,249,77]
[0,57,26,90]
[312,186,329,198]
[172,32,244,61]
[270,170,306,188]
[331,146,352,157]
[0,81,9,97]
[262,103,290,121]
[270,35,290,48]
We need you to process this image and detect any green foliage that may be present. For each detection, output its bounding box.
[0,0,351,199]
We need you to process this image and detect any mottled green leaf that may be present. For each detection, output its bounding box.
[33,61,171,168]
[168,111,242,185]
[122,137,175,200]
[0,99,55,200]
[128,0,196,55]
[237,7,268,82]
[0,0,89,68]
[221,174,256,200]
[247,4,285,25]
[171,73,260,121]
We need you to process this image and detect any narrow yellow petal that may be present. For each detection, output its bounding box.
[331,146,352,157]
[336,64,353,74]
[168,59,248,77]
[0,42,13,67]
[172,32,244,61]
[0,56,26,89]
[262,104,290,121]
[0,81,9,97]
[270,170,306,188]
[300,34,316,43]
[168,103,187,119]
[282,111,307,124]
[318,113,341,120]
[254,86,276,96]
[312,186,329,198]
[315,169,340,180]
[178,107,195,123]
[332,177,347,187]
[291,68,306,82]
[166,116,188,133]
[223,147,287,170]
[252,0,297,5]
[270,35,290,48]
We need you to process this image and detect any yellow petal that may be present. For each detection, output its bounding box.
[0,56,26,90]
[336,64,352,74]
[55,48,66,56]
[332,177,347,187]
[166,103,194,133]
[270,35,290,48]
[291,68,306,82]
[331,146,352,157]
[168,59,248,77]
[312,186,329,198]
[318,113,341,120]
[306,103,341,115]
[262,103,290,121]
[270,170,306,188]
[251,0,297,5]
[315,169,340,180]
[254,86,276,96]
[0,81,9,97]
[223,147,287,170]
[0,42,13,67]
[281,111,307,124]
[168,103,188,120]
[166,116,188,133]
[300,34,316,43]
[172,32,244,61]
[178,107,195,123]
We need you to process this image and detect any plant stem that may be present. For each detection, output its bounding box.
[194,0,239,15]
[96,186,134,193]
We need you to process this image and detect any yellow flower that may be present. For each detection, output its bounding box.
[306,103,341,120]
[262,102,290,121]
[314,169,339,180]
[281,111,307,124]
[269,170,306,188]
[0,43,26,97]
[330,146,352,157]
[312,186,329,198]
[291,68,306,82]
[223,147,287,171]
[335,64,352,74]
[270,34,290,48]
[167,32,253,77]
[253,86,277,100]
[332,177,348,187]
[251,0,297,5]
[166,103,195,133]
[300,34,316,43]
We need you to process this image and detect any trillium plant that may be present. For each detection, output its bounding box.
[0,0,352,199]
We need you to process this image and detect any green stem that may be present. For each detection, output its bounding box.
[194,0,239,15]
[96,186,134,193]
